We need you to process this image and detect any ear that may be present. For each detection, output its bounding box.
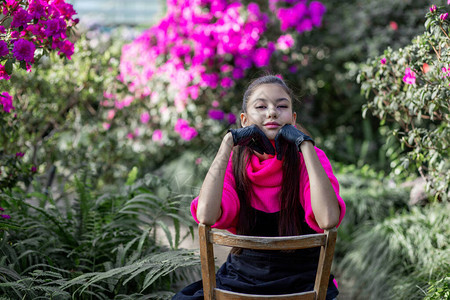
[292,112,297,124]
[240,113,248,127]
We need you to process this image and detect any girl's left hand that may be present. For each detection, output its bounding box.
[275,124,314,160]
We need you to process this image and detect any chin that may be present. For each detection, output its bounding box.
[265,132,278,140]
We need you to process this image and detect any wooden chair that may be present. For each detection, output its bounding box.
[198,224,337,300]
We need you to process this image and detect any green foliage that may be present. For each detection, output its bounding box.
[279,0,434,170]
[0,26,146,193]
[0,173,199,299]
[425,275,450,300]
[338,203,449,299]
[359,4,450,200]
[333,163,411,261]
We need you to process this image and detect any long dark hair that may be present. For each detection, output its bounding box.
[233,75,304,237]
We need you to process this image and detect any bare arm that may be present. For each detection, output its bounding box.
[196,132,234,225]
[300,141,340,229]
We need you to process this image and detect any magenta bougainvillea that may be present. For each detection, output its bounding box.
[107,0,326,143]
[0,0,79,112]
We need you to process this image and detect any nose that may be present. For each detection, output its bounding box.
[267,106,278,118]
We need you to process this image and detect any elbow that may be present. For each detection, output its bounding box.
[318,219,338,230]
[317,211,340,230]
[197,213,216,226]
[196,207,221,226]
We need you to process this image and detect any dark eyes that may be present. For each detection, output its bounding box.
[255,105,288,109]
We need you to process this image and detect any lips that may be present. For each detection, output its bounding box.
[264,122,280,128]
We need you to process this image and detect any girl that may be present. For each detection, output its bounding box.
[173,75,346,299]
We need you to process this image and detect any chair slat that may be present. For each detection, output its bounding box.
[314,228,337,300]
[215,288,316,300]
[209,230,327,250]
[199,224,337,300]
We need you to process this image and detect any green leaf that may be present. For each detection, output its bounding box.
[5,59,13,75]
[19,60,27,70]
[126,166,138,186]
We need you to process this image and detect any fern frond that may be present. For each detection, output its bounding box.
[62,249,199,295]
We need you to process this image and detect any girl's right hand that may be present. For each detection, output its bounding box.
[228,125,275,155]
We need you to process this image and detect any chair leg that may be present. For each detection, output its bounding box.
[314,228,337,300]
[199,224,216,300]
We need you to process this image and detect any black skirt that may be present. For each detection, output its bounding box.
[172,247,338,299]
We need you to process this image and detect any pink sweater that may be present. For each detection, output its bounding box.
[191,147,346,234]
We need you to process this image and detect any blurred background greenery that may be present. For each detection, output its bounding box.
[0,0,448,299]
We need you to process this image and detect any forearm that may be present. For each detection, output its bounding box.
[300,142,340,229]
[196,133,234,225]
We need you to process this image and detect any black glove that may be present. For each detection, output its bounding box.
[274,124,314,160]
[228,125,275,155]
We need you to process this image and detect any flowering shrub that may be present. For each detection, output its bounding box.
[107,0,326,146]
[359,4,450,200]
[0,0,78,192]
[0,0,78,63]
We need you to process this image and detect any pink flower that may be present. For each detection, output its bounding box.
[11,7,32,28]
[6,0,18,6]
[180,127,198,141]
[0,92,15,113]
[232,68,244,79]
[253,47,272,67]
[220,77,233,88]
[140,112,150,124]
[227,113,237,125]
[288,65,298,73]
[390,21,398,30]
[174,118,197,141]
[195,157,203,165]
[220,65,233,73]
[152,129,163,142]
[276,34,295,50]
[208,109,225,120]
[402,68,416,85]
[0,41,9,57]
[0,26,5,34]
[102,122,111,130]
[28,0,47,19]
[1,214,11,219]
[15,152,25,157]
[174,118,189,133]
[31,165,37,173]
[430,5,437,13]
[212,100,220,107]
[57,40,74,59]
[277,3,307,31]
[126,132,135,139]
[107,110,115,120]
[12,39,35,62]
[0,65,10,81]
[380,58,386,65]
[187,85,199,100]
[440,13,449,21]
[309,1,327,27]
[201,73,219,89]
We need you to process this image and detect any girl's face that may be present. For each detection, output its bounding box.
[240,83,297,141]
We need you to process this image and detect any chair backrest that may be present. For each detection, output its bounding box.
[198,224,337,300]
